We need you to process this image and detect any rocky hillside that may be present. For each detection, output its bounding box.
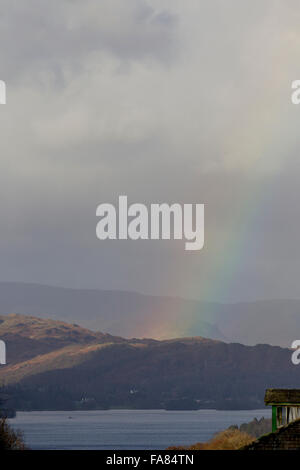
[0,314,299,411]
[0,314,122,364]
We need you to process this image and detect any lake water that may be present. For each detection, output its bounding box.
[8,409,271,450]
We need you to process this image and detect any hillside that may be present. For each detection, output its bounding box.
[0,283,223,342]
[1,314,300,411]
[0,314,123,364]
[0,282,299,346]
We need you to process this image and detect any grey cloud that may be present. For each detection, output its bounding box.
[0,0,177,84]
[0,1,300,303]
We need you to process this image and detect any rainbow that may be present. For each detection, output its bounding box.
[136,77,293,340]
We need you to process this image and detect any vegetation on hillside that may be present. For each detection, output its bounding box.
[229,417,271,438]
[1,314,300,411]
[167,429,254,450]
[168,416,271,450]
[0,418,26,450]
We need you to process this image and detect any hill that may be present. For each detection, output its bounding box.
[0,313,123,364]
[1,314,300,411]
[0,282,299,346]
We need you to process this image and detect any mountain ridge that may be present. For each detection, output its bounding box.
[0,314,299,411]
[0,282,299,346]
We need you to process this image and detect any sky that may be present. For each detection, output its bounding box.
[0,0,300,302]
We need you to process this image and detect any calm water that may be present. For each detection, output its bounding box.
[8,409,271,450]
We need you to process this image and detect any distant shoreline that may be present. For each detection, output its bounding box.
[9,407,268,414]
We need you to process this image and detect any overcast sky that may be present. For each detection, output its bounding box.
[0,0,300,302]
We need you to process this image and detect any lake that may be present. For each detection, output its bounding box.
[8,409,271,450]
